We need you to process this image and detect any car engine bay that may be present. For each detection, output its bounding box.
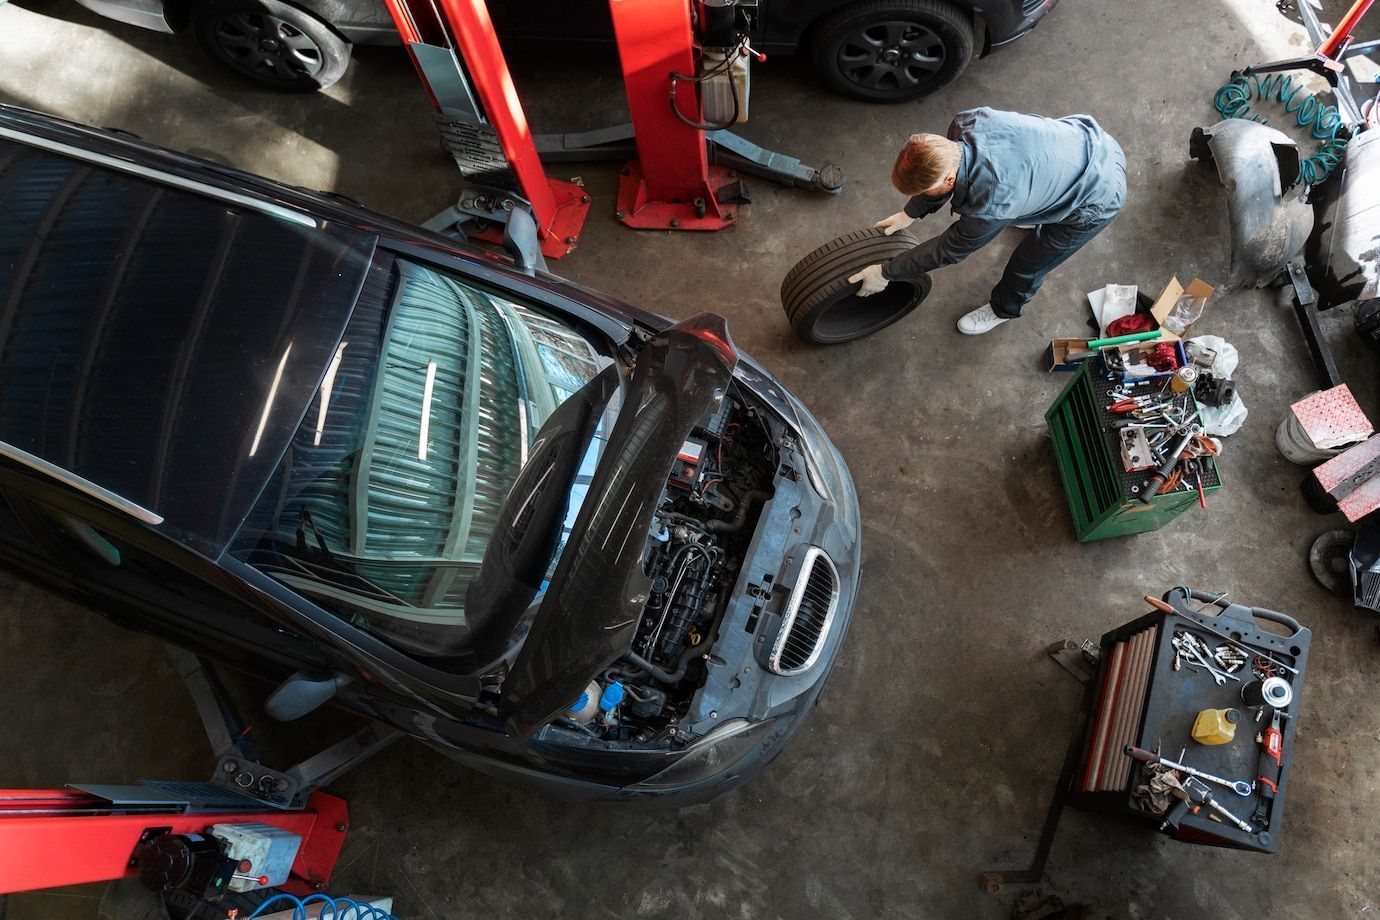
[550,385,781,747]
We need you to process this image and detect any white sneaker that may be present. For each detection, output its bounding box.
[956,303,1012,335]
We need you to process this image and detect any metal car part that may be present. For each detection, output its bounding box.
[1189,118,1313,288]
[767,546,840,676]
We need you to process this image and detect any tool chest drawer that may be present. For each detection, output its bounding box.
[1069,588,1309,853]
[1046,359,1222,542]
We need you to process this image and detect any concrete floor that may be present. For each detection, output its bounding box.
[2,0,1380,916]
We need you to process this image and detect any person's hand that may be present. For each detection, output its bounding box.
[874,211,915,236]
[848,264,889,297]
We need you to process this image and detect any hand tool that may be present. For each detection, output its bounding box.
[1110,395,1166,414]
[1173,632,1241,684]
[1181,776,1255,833]
[1139,424,1200,502]
[1124,745,1253,796]
[1157,605,1299,677]
[1186,458,1207,507]
[1252,708,1287,827]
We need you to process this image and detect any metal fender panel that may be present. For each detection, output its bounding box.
[1191,119,1313,288]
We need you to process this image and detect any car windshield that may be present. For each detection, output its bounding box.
[230,254,612,658]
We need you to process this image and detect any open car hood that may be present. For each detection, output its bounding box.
[500,313,738,739]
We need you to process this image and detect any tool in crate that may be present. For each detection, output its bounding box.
[1072,587,1308,853]
[1108,378,1223,504]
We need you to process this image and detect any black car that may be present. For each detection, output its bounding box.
[61,0,1057,101]
[0,102,860,804]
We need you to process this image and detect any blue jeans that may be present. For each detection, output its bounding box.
[990,209,1120,319]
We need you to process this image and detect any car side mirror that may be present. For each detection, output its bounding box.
[265,670,352,721]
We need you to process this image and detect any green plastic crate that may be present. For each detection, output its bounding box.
[1046,362,1222,542]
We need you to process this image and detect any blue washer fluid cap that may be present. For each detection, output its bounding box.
[599,681,625,712]
[570,692,589,713]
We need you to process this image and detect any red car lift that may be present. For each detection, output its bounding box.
[547,0,845,228]
[609,0,743,231]
[382,0,592,270]
[0,648,398,907]
[383,0,842,264]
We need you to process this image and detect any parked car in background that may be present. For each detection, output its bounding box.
[0,102,860,804]
[60,0,1057,101]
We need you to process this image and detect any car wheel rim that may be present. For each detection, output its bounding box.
[835,21,945,93]
[212,12,325,81]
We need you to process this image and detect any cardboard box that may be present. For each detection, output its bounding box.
[1149,276,1215,340]
[1046,338,1097,372]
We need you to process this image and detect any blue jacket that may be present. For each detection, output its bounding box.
[882,108,1127,280]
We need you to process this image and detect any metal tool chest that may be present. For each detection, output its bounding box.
[1046,360,1222,542]
[1069,589,1309,853]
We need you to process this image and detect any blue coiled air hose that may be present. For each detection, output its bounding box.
[1213,72,1349,185]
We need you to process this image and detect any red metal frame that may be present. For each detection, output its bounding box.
[609,0,737,230]
[0,789,347,896]
[1319,0,1375,58]
[381,0,589,258]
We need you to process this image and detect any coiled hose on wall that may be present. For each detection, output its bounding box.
[1213,72,1349,184]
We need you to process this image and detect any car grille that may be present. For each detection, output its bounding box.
[768,547,840,676]
[1022,0,1045,17]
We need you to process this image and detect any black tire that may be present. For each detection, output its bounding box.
[780,227,931,344]
[193,0,351,92]
[809,0,974,103]
[1309,529,1355,598]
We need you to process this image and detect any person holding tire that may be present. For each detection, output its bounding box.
[848,107,1126,335]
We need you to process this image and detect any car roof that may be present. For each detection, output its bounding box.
[0,134,378,556]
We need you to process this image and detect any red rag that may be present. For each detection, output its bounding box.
[1146,343,1180,371]
[1106,313,1154,337]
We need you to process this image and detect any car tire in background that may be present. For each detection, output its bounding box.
[780,227,931,344]
[809,0,974,103]
[192,0,351,92]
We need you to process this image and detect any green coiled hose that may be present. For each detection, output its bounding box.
[1213,72,1349,185]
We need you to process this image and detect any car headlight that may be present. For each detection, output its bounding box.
[789,396,844,502]
[634,719,778,788]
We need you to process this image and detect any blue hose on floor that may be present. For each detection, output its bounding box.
[1213,72,1349,184]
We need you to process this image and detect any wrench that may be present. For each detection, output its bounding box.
[1176,634,1240,684]
[1125,746,1254,797]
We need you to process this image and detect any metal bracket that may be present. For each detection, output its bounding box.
[165,646,255,763]
[424,189,549,275]
[535,125,845,194]
[168,645,402,810]
[212,724,401,810]
[1285,257,1342,389]
[1258,0,1367,125]
[1045,639,1101,684]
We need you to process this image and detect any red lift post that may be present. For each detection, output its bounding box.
[382,0,590,264]
[386,0,840,248]
[610,0,738,230]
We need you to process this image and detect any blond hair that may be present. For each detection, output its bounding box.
[891,134,960,195]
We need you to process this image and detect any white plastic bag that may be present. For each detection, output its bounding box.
[1185,335,1238,378]
[1200,393,1248,436]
